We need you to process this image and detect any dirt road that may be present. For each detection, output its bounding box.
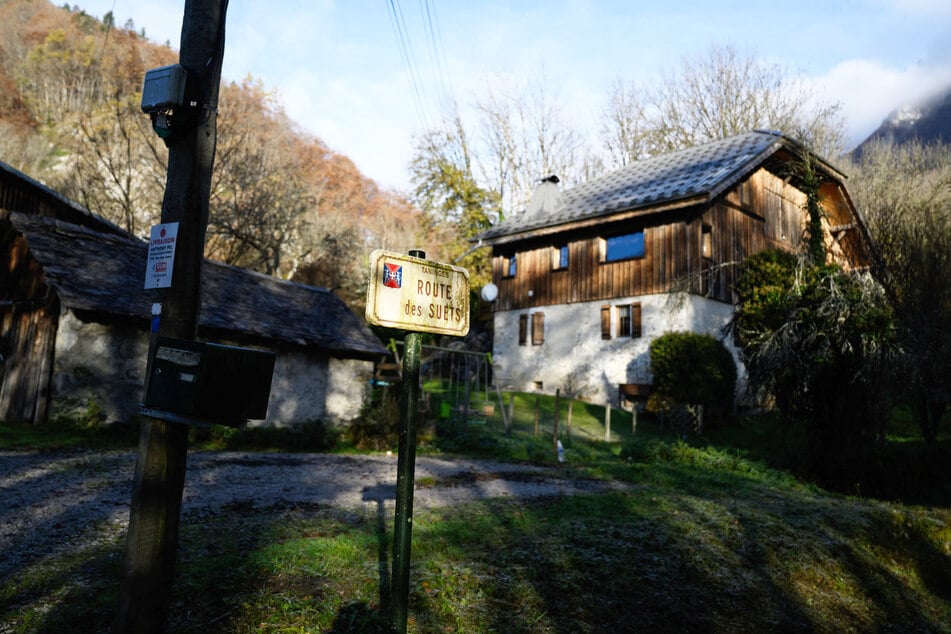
[0,449,627,582]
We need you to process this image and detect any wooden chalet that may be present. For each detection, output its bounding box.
[475,130,874,406]
[1,160,386,425]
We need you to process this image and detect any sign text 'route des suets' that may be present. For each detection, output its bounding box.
[365,250,470,336]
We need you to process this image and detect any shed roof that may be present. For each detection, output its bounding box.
[478,130,843,243]
[1,160,126,235]
[11,212,387,359]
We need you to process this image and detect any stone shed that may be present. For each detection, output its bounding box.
[2,211,386,426]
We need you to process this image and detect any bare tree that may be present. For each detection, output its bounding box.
[599,79,652,169]
[641,44,845,159]
[59,88,168,237]
[39,26,171,237]
[474,73,588,212]
[207,80,315,276]
[847,139,951,443]
[410,99,501,287]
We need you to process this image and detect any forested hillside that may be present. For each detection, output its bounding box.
[0,0,425,311]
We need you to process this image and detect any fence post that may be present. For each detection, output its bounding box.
[534,396,540,437]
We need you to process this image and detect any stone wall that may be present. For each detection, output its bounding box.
[51,308,149,424]
[264,349,372,426]
[50,308,372,427]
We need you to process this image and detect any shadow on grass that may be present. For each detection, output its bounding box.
[4,407,949,632]
[7,467,950,632]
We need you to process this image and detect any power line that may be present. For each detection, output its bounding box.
[386,0,434,132]
[90,0,119,97]
[419,0,454,104]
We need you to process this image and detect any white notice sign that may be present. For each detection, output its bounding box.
[365,250,470,336]
[145,222,179,289]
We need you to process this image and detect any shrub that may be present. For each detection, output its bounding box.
[345,386,400,451]
[648,331,736,429]
[733,247,901,487]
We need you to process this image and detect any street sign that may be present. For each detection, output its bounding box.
[366,249,470,336]
[144,222,179,289]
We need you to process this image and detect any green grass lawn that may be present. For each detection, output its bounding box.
[2,393,949,632]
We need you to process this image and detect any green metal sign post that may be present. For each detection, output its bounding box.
[391,328,421,633]
[365,248,469,633]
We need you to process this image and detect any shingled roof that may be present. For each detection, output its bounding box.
[478,130,842,243]
[10,212,387,359]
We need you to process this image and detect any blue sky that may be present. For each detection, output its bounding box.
[77,1,951,193]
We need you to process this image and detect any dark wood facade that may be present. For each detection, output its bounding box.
[0,217,58,423]
[490,166,869,313]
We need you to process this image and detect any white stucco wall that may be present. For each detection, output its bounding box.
[491,293,740,404]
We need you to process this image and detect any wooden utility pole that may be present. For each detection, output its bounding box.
[114,2,228,632]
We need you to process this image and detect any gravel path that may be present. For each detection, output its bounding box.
[0,449,628,583]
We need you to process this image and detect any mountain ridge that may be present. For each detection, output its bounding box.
[852,84,951,156]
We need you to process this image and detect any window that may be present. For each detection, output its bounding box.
[618,305,632,337]
[518,314,528,346]
[604,231,645,262]
[701,224,714,296]
[616,303,642,338]
[505,254,517,278]
[552,245,569,270]
[531,312,545,345]
[701,224,713,260]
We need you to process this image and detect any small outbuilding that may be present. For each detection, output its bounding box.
[1,160,386,426]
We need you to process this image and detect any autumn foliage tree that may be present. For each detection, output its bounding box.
[1,1,424,314]
[410,106,499,288]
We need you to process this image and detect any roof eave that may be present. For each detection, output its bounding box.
[478,194,708,246]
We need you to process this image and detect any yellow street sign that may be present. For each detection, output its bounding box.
[365,250,470,336]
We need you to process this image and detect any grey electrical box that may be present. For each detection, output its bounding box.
[141,64,189,113]
[143,338,276,426]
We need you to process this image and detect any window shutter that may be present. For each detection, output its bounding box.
[632,303,642,338]
[532,312,545,345]
[601,306,611,340]
[518,314,528,346]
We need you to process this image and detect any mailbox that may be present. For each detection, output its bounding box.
[143,338,276,426]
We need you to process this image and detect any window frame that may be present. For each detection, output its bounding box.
[552,244,569,271]
[701,224,713,260]
[616,303,642,338]
[505,253,517,278]
[602,231,646,263]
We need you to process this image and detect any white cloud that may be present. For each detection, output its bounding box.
[811,58,951,149]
